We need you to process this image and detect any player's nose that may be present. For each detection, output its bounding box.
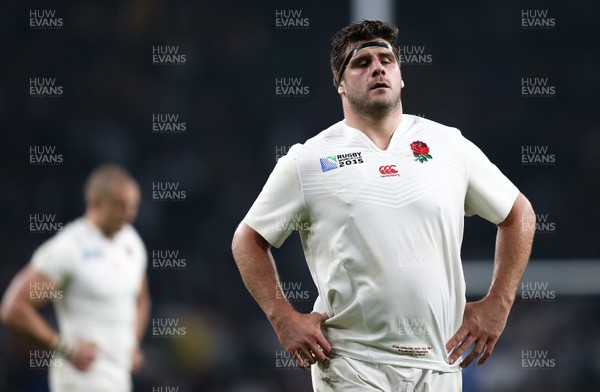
[371,59,386,77]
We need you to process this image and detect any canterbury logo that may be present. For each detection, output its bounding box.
[379,165,398,175]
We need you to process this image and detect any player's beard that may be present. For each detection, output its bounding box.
[346,87,401,119]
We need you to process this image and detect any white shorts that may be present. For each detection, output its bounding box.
[49,358,132,392]
[311,355,462,392]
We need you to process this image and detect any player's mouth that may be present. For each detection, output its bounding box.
[370,81,389,90]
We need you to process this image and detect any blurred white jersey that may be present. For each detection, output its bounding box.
[31,218,147,391]
[244,115,519,372]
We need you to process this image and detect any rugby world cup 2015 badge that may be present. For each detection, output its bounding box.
[410,141,432,163]
[320,151,364,172]
[320,156,338,172]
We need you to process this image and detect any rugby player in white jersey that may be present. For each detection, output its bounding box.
[1,164,150,392]
[232,20,535,391]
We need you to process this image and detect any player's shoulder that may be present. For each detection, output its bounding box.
[32,219,83,260]
[118,224,143,243]
[403,115,474,164]
[405,115,469,155]
[282,121,348,159]
[118,224,146,252]
[304,120,348,146]
[407,114,463,139]
[116,224,147,267]
[45,218,85,245]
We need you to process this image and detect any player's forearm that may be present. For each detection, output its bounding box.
[135,279,151,343]
[487,193,535,306]
[1,270,59,348]
[1,298,58,348]
[232,223,295,325]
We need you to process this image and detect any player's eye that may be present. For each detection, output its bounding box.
[350,56,369,67]
[380,56,394,64]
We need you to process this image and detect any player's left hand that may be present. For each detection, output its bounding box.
[69,340,97,371]
[131,347,144,374]
[445,295,511,368]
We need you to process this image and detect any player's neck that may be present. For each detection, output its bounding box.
[83,212,116,240]
[344,106,403,150]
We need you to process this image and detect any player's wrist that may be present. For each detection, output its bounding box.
[484,290,515,310]
[50,335,75,358]
[266,303,297,328]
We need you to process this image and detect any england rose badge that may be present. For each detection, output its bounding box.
[410,141,433,163]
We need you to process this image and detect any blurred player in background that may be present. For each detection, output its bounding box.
[232,21,535,391]
[1,164,150,392]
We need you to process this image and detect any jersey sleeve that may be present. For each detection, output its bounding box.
[243,144,307,248]
[129,227,148,296]
[130,226,148,273]
[463,137,519,224]
[30,237,77,287]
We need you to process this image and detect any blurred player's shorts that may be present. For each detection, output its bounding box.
[49,357,132,392]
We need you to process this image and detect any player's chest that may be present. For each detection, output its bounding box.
[303,145,465,204]
[70,242,141,299]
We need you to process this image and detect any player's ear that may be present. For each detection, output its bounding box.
[86,194,101,209]
[398,65,405,88]
[334,71,345,95]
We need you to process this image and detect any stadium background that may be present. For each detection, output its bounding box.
[1,0,599,390]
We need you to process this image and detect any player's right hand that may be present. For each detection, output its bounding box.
[69,340,97,371]
[272,311,331,371]
[131,346,145,374]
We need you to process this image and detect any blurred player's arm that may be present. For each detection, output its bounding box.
[232,222,330,370]
[0,265,97,371]
[135,276,151,343]
[1,265,60,348]
[132,276,150,373]
[447,193,535,367]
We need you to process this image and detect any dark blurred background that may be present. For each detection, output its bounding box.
[1,0,599,391]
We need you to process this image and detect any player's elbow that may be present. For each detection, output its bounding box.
[518,194,536,235]
[231,222,270,261]
[499,193,535,231]
[231,222,247,260]
[0,297,20,329]
[524,201,535,229]
[0,303,8,326]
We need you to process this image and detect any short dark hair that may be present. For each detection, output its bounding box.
[84,163,138,202]
[330,20,400,87]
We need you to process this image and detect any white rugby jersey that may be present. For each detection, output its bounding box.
[244,115,519,372]
[31,218,147,388]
